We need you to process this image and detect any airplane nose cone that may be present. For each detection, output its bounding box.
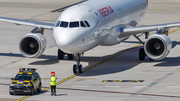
[53,28,76,53]
[56,34,71,46]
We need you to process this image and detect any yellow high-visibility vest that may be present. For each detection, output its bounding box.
[50,76,56,86]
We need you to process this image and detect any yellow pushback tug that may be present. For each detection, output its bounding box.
[9,68,42,95]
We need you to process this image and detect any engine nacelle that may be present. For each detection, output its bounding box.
[19,33,46,58]
[144,34,172,60]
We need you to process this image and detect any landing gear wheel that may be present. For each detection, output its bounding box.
[139,48,146,60]
[73,65,83,74]
[73,65,77,73]
[78,65,82,73]
[68,54,74,60]
[73,53,83,74]
[149,58,154,61]
[58,49,65,60]
[37,84,41,92]
[30,87,34,95]
[9,92,13,95]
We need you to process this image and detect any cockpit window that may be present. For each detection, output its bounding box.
[55,21,60,27]
[58,21,90,28]
[80,21,86,27]
[60,21,68,28]
[84,21,90,27]
[69,21,79,28]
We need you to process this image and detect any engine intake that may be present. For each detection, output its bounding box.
[144,34,172,60]
[19,33,46,58]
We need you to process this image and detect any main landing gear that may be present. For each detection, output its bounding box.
[134,32,153,61]
[139,48,153,61]
[73,53,82,74]
[58,49,74,60]
[139,48,146,60]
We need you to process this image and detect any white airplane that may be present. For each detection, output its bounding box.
[0,0,180,73]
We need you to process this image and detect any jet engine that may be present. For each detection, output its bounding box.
[144,34,172,60]
[19,33,46,58]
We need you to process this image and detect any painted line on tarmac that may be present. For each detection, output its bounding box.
[169,28,180,34]
[15,44,142,101]
[55,87,180,98]
[82,44,142,73]
[102,80,144,82]
[41,78,96,80]
[51,0,87,12]
[0,77,96,80]
[1,83,180,88]
[42,85,180,88]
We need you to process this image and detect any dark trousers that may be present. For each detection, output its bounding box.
[51,85,56,94]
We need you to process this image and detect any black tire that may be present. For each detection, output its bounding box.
[58,49,65,60]
[73,65,77,74]
[139,48,146,61]
[78,65,82,73]
[149,58,154,61]
[37,84,41,92]
[68,54,74,60]
[9,92,13,95]
[30,87,34,95]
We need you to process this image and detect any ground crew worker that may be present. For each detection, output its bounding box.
[50,73,57,96]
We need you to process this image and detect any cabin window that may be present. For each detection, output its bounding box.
[69,21,79,28]
[84,21,90,27]
[55,21,60,27]
[60,21,68,28]
[80,21,86,27]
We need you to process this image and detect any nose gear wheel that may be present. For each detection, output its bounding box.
[73,64,82,73]
[73,53,83,74]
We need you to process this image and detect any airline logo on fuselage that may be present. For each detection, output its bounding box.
[98,6,115,18]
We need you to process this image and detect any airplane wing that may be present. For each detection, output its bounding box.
[0,17,54,30]
[119,22,180,38]
[0,1,87,29]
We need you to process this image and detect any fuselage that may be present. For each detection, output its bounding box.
[53,0,148,54]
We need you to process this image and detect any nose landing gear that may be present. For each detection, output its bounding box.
[73,53,83,74]
[58,49,83,74]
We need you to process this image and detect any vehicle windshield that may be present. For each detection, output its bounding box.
[14,74,32,80]
[69,21,79,28]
